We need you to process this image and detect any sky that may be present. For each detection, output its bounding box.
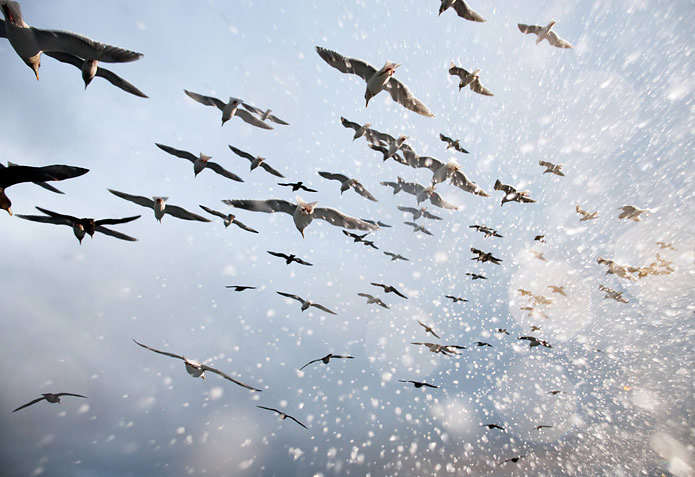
[1,0,694,475]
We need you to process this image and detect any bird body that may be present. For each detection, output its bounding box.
[539,160,565,176]
[155,143,243,182]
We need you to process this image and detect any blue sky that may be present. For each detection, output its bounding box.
[1,0,694,475]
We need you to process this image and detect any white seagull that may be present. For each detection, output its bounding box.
[228,145,285,178]
[318,171,378,202]
[618,205,648,222]
[437,0,486,22]
[448,63,493,96]
[183,90,273,129]
[155,143,243,182]
[109,189,211,223]
[518,20,574,49]
[276,291,337,315]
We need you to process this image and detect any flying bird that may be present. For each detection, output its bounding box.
[469,225,503,238]
[1,164,88,215]
[534,235,546,242]
[228,145,285,178]
[256,406,307,429]
[405,155,489,196]
[398,180,461,210]
[535,425,553,430]
[183,90,273,129]
[417,320,440,339]
[438,133,469,153]
[496,328,510,335]
[277,181,317,193]
[155,143,243,182]
[448,63,493,96]
[299,353,354,371]
[398,206,442,221]
[318,171,377,201]
[499,455,526,465]
[12,392,87,412]
[445,295,468,303]
[436,0,486,22]
[618,205,648,222]
[132,339,260,391]
[481,424,505,430]
[276,291,337,315]
[222,197,378,237]
[539,161,565,176]
[530,250,547,262]
[315,46,434,117]
[518,336,552,348]
[399,379,439,389]
[340,116,374,141]
[411,342,466,356]
[108,189,210,223]
[384,251,409,261]
[576,204,598,222]
[0,2,142,81]
[518,20,573,48]
[199,205,258,233]
[548,285,566,296]
[368,133,411,161]
[656,241,676,251]
[357,292,390,308]
[466,272,487,280]
[547,390,565,395]
[266,251,313,266]
[470,247,502,265]
[494,180,536,206]
[404,221,433,236]
[370,283,407,299]
[343,230,371,243]
[240,102,289,125]
[225,285,256,292]
[474,341,492,347]
[597,257,639,280]
[598,284,628,303]
[361,218,392,228]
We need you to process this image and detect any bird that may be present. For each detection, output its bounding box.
[0,1,142,81]
[155,143,243,182]
[315,46,434,117]
[518,20,573,48]
[521,306,549,320]
[436,0,486,22]
[470,247,502,265]
[225,285,256,292]
[370,283,407,299]
[12,392,87,412]
[276,291,337,315]
[399,380,438,389]
[277,181,317,193]
[240,102,289,125]
[384,251,409,261]
[496,328,510,335]
[530,325,542,332]
[398,180,461,210]
[469,225,503,238]
[530,250,547,262]
[222,197,378,238]
[198,205,258,233]
[618,205,648,222]
[438,133,469,153]
[228,145,285,178]
[517,289,533,297]
[1,164,89,215]
[548,285,566,296]
[404,221,433,236]
[539,161,565,176]
[547,390,565,395]
[183,90,273,129]
[597,257,639,280]
[466,273,487,280]
[360,239,379,250]
[411,342,466,356]
[318,171,377,201]
[494,180,536,206]
[16,206,140,243]
[405,155,489,197]
[576,204,598,221]
[518,336,552,348]
[380,177,408,195]
[357,292,390,308]
[0,161,64,194]
[530,294,553,306]
[368,133,411,162]
[445,295,468,303]
[481,424,505,430]
[598,284,628,303]
[343,230,372,243]
[361,218,392,228]
[108,189,210,223]
[299,353,354,371]
[340,117,374,141]
[417,320,440,339]
[448,63,493,96]
[535,425,553,430]
[499,455,526,465]
[474,341,492,347]
[256,406,307,429]
[534,235,546,242]
[132,339,260,391]
[398,206,442,221]
[266,251,313,266]
[656,241,676,251]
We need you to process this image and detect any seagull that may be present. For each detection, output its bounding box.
[155,143,243,182]
[340,116,373,141]
[474,341,492,347]
[404,221,433,236]
[656,241,676,251]
[222,197,378,237]
[315,46,434,117]
[597,257,639,280]
[499,455,526,465]
[399,379,438,389]
[370,282,407,299]
[618,205,648,222]
[357,292,390,308]
[518,20,573,48]
[411,342,466,356]
[299,353,354,371]
[384,251,409,261]
[470,247,502,265]
[256,406,307,429]
[417,320,440,339]
[466,272,487,280]
[521,306,549,320]
[496,328,510,335]
[12,392,87,412]
[343,230,371,243]
[276,291,337,315]
[318,171,377,201]
[548,285,566,296]
[109,189,210,223]
[0,1,142,81]
[199,205,258,233]
[1,164,88,215]
[481,424,505,430]
[448,63,493,96]
[547,390,565,395]
[399,180,461,210]
[228,145,285,178]
[361,218,392,228]
[535,425,553,430]
[0,161,64,194]
[132,339,260,391]
[576,204,598,221]
[598,284,628,303]
[518,336,552,348]
[368,134,411,162]
[438,133,469,153]
[539,161,565,176]
[266,251,313,266]
[398,206,442,221]
[517,289,533,297]
[183,90,273,129]
[437,0,486,22]
[16,206,140,243]
[530,250,547,262]
[225,285,256,292]
[445,295,468,303]
[469,224,503,238]
[530,325,542,332]
[494,180,536,206]
[406,156,489,197]
[240,102,289,125]
[277,181,317,193]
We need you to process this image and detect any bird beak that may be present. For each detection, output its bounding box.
[6,207,12,216]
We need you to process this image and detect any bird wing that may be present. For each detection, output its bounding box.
[539,160,553,168]
[222,199,296,215]
[1,164,89,188]
[184,89,226,110]
[370,282,387,290]
[546,30,573,48]
[312,207,379,231]
[199,205,226,219]
[154,143,198,164]
[267,251,288,259]
[452,0,486,22]
[340,116,362,131]
[259,162,285,178]
[31,27,143,62]
[56,393,88,398]
[15,214,72,227]
[358,292,374,300]
[384,78,435,117]
[397,206,418,216]
[287,415,309,429]
[422,382,439,388]
[108,189,154,209]
[422,210,442,220]
[200,364,261,391]
[95,225,138,241]
[94,215,141,227]
[392,288,407,299]
[205,161,244,182]
[33,206,79,223]
[241,103,289,125]
[470,77,494,96]
[399,181,426,196]
[332,355,354,360]
[294,257,313,266]
[448,64,470,79]
[310,302,338,315]
[450,170,489,196]
[351,181,378,201]
[276,291,305,303]
[235,109,274,129]
[493,180,516,194]
[231,219,258,233]
[0,18,5,37]
[132,339,185,360]
[428,192,459,210]
[164,204,211,222]
[299,358,322,370]
[3,161,64,194]
[318,171,349,183]
[12,396,47,412]
[315,46,377,82]
[518,23,543,35]
[228,145,257,163]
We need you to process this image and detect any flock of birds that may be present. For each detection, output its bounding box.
[0,0,679,470]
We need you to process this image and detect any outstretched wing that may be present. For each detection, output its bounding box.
[299,358,322,370]
[276,291,304,303]
[428,192,460,210]
[235,110,274,129]
[384,78,435,117]
[547,30,573,48]
[452,0,486,22]
[315,46,377,82]
[231,219,258,234]
[164,204,211,222]
[352,181,378,202]
[132,339,185,361]
[448,64,470,79]
[518,23,543,35]
[155,143,198,164]
[199,205,226,219]
[450,171,489,196]
[340,116,362,131]
[313,207,379,231]
[318,171,349,183]
[259,162,285,178]
[32,27,143,63]
[310,302,338,315]
[56,393,88,399]
[201,364,261,391]
[12,396,46,413]
[184,89,226,110]
[108,189,154,209]
[287,415,309,429]
[222,199,296,215]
